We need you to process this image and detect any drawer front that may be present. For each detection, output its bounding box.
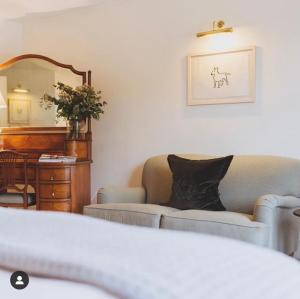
[39,168,71,182]
[39,184,71,199]
[39,201,71,212]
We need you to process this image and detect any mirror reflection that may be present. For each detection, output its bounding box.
[0,59,83,128]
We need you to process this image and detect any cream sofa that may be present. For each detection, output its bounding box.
[84,155,300,252]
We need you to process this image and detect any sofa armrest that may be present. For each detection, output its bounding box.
[254,194,300,249]
[254,194,300,223]
[97,187,146,204]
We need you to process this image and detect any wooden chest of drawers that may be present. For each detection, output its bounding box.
[36,162,91,213]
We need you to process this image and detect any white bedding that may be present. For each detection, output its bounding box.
[0,208,300,299]
[0,268,115,299]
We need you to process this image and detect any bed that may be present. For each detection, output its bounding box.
[0,207,300,299]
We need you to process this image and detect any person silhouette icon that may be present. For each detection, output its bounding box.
[10,271,29,289]
[15,276,24,285]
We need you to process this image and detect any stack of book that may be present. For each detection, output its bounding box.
[38,154,77,163]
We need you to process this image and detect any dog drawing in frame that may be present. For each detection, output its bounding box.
[211,67,231,88]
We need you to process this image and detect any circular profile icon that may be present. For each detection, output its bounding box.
[10,271,29,290]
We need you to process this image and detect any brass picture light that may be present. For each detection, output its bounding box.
[197,20,233,38]
[13,84,29,93]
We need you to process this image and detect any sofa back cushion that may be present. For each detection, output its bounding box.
[142,155,300,214]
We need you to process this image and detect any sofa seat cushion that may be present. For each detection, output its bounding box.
[161,210,269,246]
[84,203,179,228]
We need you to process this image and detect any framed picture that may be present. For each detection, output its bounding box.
[187,46,256,105]
[9,98,30,124]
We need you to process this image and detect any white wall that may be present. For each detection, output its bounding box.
[0,20,22,61]
[21,0,300,198]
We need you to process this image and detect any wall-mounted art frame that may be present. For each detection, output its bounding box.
[187,46,256,105]
[8,98,30,125]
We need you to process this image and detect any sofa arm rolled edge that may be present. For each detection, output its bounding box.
[97,186,146,204]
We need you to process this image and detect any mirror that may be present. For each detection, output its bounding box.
[0,55,87,129]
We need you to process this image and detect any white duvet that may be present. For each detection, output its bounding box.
[0,208,300,299]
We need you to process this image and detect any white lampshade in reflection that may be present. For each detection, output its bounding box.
[0,92,6,109]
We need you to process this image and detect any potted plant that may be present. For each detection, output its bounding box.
[41,82,107,139]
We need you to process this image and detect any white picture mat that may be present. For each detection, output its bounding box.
[9,98,30,124]
[187,47,256,105]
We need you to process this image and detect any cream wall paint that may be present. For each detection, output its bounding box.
[0,0,99,19]
[21,0,300,199]
[0,21,22,60]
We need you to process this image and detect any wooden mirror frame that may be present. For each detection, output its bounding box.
[0,54,92,134]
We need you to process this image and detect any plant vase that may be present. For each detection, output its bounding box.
[68,119,85,139]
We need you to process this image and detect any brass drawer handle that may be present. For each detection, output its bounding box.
[50,176,54,181]
[52,192,55,198]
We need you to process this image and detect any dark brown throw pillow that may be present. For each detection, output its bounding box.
[167,155,233,211]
